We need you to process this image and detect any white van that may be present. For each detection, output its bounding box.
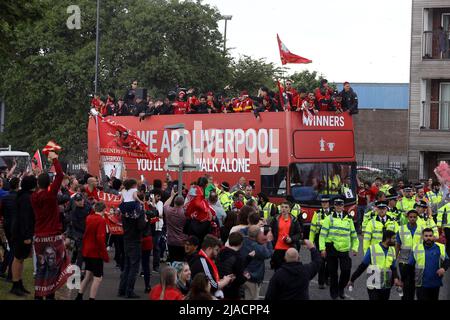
[0,146,31,173]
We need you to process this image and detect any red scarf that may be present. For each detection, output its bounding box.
[198,249,219,283]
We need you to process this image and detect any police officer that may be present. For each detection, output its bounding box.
[396,186,416,218]
[396,209,422,300]
[309,196,333,289]
[362,191,387,234]
[437,193,450,256]
[386,188,402,222]
[348,230,400,300]
[426,182,443,218]
[217,182,233,212]
[363,201,398,254]
[415,201,439,239]
[257,192,278,222]
[319,197,359,299]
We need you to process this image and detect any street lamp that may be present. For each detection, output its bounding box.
[94,0,100,95]
[221,15,233,54]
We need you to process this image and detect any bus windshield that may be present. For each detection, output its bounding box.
[289,162,357,204]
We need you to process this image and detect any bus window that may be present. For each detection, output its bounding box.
[260,167,287,197]
[289,163,356,204]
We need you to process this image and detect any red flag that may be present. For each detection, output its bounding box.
[31,150,43,171]
[277,34,312,65]
[276,81,285,110]
[42,140,62,156]
[97,116,159,160]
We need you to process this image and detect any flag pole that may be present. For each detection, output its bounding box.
[94,115,103,181]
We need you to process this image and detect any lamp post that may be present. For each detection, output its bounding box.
[94,0,100,95]
[221,15,233,54]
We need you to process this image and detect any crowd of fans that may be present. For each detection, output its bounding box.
[90,79,359,118]
[0,154,449,300]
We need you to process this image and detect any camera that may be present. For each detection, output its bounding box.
[262,225,270,235]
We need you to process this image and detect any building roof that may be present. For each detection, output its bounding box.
[337,83,409,109]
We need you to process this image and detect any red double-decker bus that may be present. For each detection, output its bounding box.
[88,111,357,227]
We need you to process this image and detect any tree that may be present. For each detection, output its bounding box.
[0,0,231,162]
[229,55,284,96]
[288,70,335,93]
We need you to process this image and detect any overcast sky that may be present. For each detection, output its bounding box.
[204,0,412,83]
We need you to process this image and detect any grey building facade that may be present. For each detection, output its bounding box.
[408,0,450,180]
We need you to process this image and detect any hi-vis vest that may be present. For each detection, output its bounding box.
[396,197,416,214]
[309,209,332,242]
[262,202,276,220]
[319,213,359,253]
[397,224,423,264]
[437,203,450,229]
[277,203,301,218]
[367,244,396,289]
[413,243,446,287]
[363,217,398,253]
[417,216,439,238]
[426,190,443,206]
[323,175,341,195]
[217,190,233,211]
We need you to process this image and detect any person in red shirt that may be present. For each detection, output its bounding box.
[31,151,71,299]
[149,266,184,300]
[368,177,382,202]
[232,91,254,113]
[185,177,216,245]
[75,202,109,300]
[270,202,302,271]
[285,79,299,109]
[314,79,334,111]
[172,90,190,114]
[84,177,100,205]
[330,91,344,114]
[292,87,307,112]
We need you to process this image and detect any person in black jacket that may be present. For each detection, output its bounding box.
[10,176,37,296]
[270,202,302,271]
[68,193,92,269]
[264,241,321,300]
[118,203,148,299]
[340,82,358,115]
[1,177,19,281]
[217,232,247,300]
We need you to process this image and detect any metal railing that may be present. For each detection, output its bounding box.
[423,31,450,59]
[420,100,450,130]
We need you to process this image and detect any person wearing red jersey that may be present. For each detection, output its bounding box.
[31,151,71,299]
[75,201,109,300]
[233,91,254,113]
[185,177,216,245]
[285,79,299,109]
[172,90,190,114]
[206,91,219,113]
[292,87,307,112]
[301,92,319,115]
[90,95,102,111]
[84,177,100,205]
[315,79,334,111]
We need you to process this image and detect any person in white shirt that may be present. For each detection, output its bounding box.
[119,179,145,218]
[150,189,164,272]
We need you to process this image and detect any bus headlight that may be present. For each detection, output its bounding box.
[349,210,355,217]
[302,213,308,220]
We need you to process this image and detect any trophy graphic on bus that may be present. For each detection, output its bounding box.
[319,138,336,152]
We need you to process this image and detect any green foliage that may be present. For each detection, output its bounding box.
[0,0,332,162]
[289,70,336,93]
[229,55,284,95]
